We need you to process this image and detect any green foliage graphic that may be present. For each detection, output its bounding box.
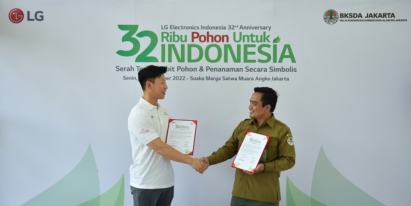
[287,147,385,206]
[22,145,100,206]
[21,145,124,206]
[78,175,124,206]
[286,177,326,206]
[273,36,281,43]
[311,147,384,206]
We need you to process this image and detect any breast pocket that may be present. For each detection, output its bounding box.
[265,137,279,161]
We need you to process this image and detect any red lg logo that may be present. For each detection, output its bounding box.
[8,8,44,24]
[9,8,24,24]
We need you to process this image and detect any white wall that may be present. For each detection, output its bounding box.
[1,0,410,205]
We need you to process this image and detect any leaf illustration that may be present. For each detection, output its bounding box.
[273,36,281,43]
[184,149,190,154]
[249,166,254,171]
[235,162,240,167]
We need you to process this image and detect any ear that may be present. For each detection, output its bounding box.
[145,81,152,90]
[264,104,271,113]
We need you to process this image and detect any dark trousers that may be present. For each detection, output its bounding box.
[231,196,279,206]
[130,186,174,206]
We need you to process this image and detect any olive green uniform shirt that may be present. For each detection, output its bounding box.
[207,115,295,203]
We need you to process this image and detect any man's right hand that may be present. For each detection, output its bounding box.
[147,138,212,174]
[200,157,210,171]
[190,158,205,174]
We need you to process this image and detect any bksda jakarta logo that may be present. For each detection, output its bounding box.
[324,9,339,25]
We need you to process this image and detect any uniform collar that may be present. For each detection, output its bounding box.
[249,113,275,128]
[140,97,159,111]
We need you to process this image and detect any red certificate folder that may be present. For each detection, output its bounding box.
[165,119,198,155]
[231,131,270,174]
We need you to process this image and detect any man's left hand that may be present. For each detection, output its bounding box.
[243,163,265,175]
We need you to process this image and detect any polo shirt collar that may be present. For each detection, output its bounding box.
[249,113,276,128]
[140,97,159,111]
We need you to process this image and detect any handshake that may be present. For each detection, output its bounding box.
[189,156,266,175]
[190,157,210,174]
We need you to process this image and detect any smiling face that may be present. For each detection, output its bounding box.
[249,92,270,120]
[149,74,168,100]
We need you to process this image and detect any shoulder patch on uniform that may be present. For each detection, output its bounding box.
[287,135,294,146]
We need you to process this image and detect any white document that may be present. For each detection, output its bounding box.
[165,119,197,155]
[232,131,270,172]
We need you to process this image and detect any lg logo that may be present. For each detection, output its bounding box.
[9,8,44,24]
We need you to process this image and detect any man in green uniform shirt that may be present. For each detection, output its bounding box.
[201,87,296,206]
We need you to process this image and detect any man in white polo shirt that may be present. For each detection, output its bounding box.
[128,65,205,206]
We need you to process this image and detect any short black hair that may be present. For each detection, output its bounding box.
[254,87,278,112]
[138,65,167,91]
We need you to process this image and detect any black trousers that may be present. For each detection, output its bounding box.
[130,186,174,206]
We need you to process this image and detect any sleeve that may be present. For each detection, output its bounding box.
[207,122,242,165]
[265,128,296,172]
[128,111,160,145]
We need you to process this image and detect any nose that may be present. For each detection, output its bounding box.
[165,83,168,90]
[248,103,252,109]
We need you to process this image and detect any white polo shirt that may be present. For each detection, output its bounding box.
[128,97,174,189]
